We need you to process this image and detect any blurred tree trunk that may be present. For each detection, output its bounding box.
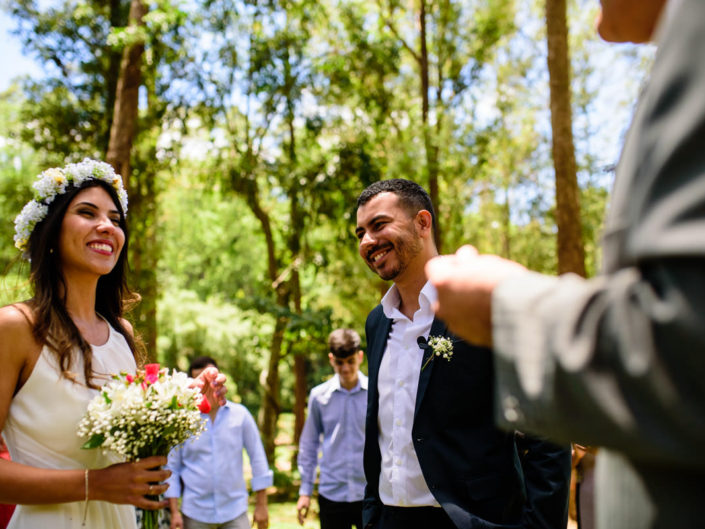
[104,0,124,152]
[106,0,159,356]
[283,59,307,464]
[546,0,586,277]
[261,303,287,462]
[126,164,159,359]
[233,166,289,462]
[546,4,591,523]
[106,0,146,186]
[419,0,441,251]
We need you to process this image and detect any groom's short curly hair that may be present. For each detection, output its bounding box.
[356,179,437,241]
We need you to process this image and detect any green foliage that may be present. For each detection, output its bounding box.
[1,0,653,464]
[158,165,269,301]
[157,288,274,415]
[7,0,127,161]
[0,88,39,272]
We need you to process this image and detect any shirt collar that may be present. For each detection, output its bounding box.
[332,372,368,392]
[319,372,367,405]
[381,280,438,321]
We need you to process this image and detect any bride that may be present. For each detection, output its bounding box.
[0,159,223,529]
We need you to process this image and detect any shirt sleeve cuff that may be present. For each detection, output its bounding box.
[299,482,314,496]
[251,469,274,491]
[164,473,182,498]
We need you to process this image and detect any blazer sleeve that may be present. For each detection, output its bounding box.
[515,432,571,529]
[362,307,384,529]
[491,0,705,470]
[493,262,705,468]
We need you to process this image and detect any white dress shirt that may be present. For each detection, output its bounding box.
[377,280,440,507]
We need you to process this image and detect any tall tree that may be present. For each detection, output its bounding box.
[106,0,146,185]
[545,0,585,276]
[373,0,515,252]
[103,0,164,356]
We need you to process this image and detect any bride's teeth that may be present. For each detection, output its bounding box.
[90,243,112,252]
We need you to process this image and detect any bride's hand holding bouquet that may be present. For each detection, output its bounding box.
[78,363,217,528]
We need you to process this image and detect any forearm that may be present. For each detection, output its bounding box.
[0,459,84,504]
[2,455,170,508]
[255,488,267,508]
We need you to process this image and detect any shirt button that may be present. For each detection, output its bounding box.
[398,381,404,387]
[395,419,401,426]
[396,459,402,466]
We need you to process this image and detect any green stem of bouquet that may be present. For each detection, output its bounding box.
[142,497,160,529]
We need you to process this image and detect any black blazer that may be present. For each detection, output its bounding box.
[362,305,570,529]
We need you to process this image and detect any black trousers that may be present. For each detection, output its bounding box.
[318,494,364,529]
[374,505,456,529]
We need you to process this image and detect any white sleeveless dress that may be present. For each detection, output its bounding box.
[2,321,138,529]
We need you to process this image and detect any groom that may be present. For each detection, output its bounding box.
[355,179,570,529]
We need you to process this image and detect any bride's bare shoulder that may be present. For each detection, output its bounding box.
[0,302,38,353]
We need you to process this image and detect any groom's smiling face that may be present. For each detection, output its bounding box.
[355,192,423,281]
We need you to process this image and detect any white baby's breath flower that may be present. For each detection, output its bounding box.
[420,335,455,371]
[78,366,206,461]
[13,200,48,250]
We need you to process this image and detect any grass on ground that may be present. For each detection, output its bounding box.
[267,500,319,529]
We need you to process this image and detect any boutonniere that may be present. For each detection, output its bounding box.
[418,335,454,371]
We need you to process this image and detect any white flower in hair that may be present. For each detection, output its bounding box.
[13,201,49,251]
[13,158,128,256]
[33,168,68,203]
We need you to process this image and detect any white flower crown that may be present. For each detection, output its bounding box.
[13,158,128,255]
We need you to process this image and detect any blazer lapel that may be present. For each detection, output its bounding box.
[368,314,393,391]
[414,318,448,417]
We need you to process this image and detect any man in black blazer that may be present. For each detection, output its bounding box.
[355,179,570,529]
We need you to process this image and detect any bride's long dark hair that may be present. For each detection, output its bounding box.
[26,179,141,388]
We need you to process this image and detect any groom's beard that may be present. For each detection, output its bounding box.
[367,227,423,281]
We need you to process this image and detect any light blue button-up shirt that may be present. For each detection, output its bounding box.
[165,401,273,524]
[297,372,368,502]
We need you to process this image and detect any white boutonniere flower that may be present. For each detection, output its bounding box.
[420,335,454,371]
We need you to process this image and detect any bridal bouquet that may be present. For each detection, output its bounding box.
[78,364,209,529]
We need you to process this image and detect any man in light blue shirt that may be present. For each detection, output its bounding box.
[296,329,368,529]
[166,356,273,529]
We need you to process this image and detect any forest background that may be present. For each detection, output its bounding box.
[0,0,652,508]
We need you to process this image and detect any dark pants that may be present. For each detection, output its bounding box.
[374,505,456,529]
[318,494,363,529]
